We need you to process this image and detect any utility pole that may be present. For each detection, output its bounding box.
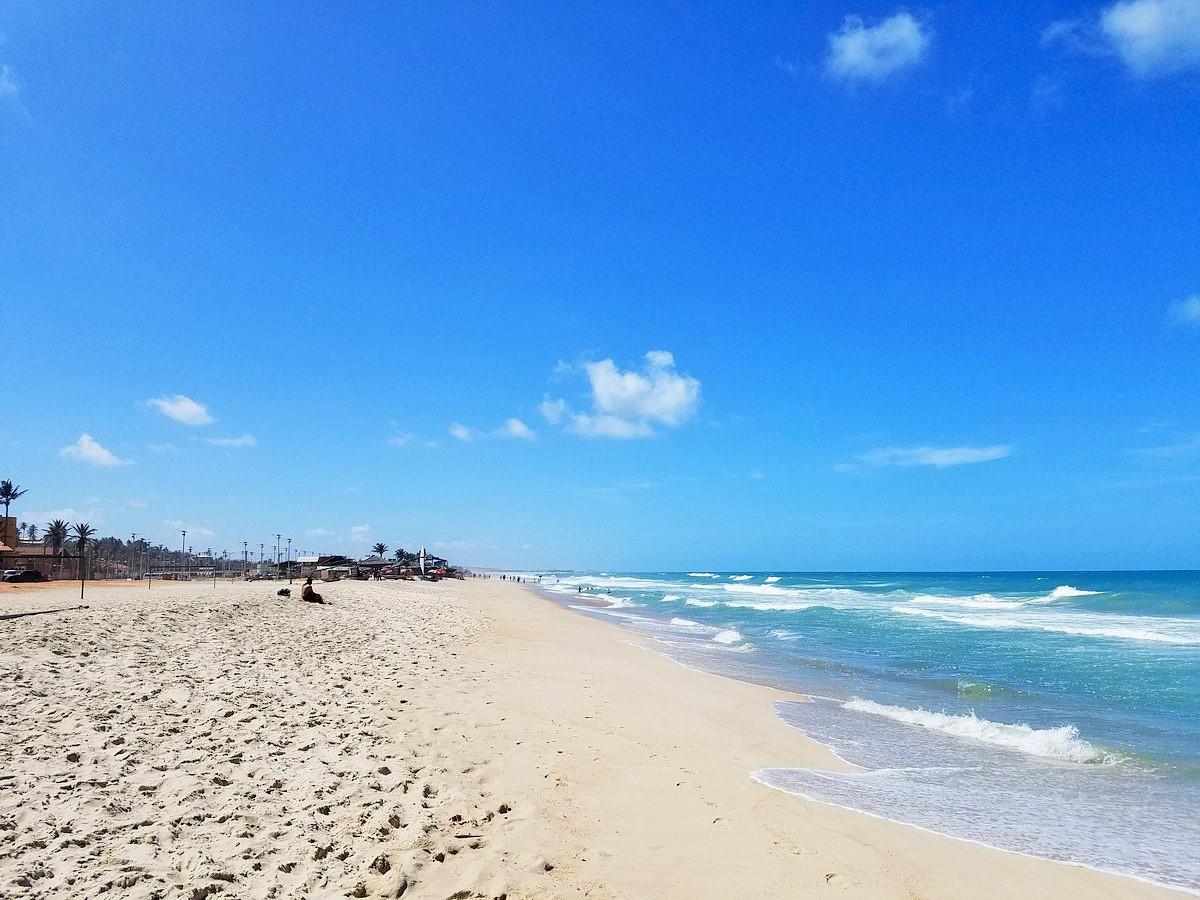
[286,537,292,584]
[242,541,248,578]
[181,530,187,581]
[130,533,138,580]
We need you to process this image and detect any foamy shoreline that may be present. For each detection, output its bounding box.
[0,579,1183,898]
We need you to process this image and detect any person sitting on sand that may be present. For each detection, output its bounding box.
[300,577,327,604]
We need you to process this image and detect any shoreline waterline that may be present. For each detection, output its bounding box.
[531,570,1200,895]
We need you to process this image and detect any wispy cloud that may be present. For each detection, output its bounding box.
[498,418,536,440]
[1131,432,1200,459]
[205,434,257,448]
[350,524,370,539]
[1044,0,1200,78]
[147,394,213,426]
[839,444,1013,471]
[163,519,215,538]
[449,423,477,442]
[583,480,656,502]
[59,434,130,467]
[546,350,701,440]
[1167,294,1200,326]
[825,12,931,84]
[387,434,412,447]
[306,527,333,538]
[539,396,568,424]
[449,419,537,442]
[0,65,17,100]
[26,507,103,526]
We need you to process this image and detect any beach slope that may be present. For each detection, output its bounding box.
[0,579,1181,898]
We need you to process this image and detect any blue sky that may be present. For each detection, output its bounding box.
[3,1,1199,570]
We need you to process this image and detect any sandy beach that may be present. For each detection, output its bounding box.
[0,578,1183,899]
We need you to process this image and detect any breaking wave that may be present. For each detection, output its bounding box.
[842,698,1107,763]
[893,605,1200,645]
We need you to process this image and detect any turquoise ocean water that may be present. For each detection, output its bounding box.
[531,571,1200,893]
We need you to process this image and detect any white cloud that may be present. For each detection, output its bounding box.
[1102,0,1200,76]
[306,527,333,537]
[825,12,931,84]
[350,524,370,539]
[423,440,441,449]
[449,423,476,442]
[387,434,412,447]
[148,442,177,453]
[498,417,536,440]
[147,394,213,426]
[1044,0,1200,78]
[568,413,656,439]
[539,396,568,424]
[844,444,1013,470]
[59,434,129,467]
[205,434,257,448]
[554,350,701,440]
[1168,294,1200,326]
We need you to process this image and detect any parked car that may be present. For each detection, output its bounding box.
[2,570,45,583]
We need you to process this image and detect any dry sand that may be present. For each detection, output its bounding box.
[0,578,1182,899]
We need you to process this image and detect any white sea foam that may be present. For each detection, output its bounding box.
[764,576,781,583]
[1037,585,1102,602]
[661,594,683,602]
[842,698,1106,763]
[893,605,1200,645]
[910,593,1021,610]
[729,574,753,581]
[670,617,704,627]
[722,599,816,612]
[908,585,1101,611]
[688,572,719,578]
[768,629,802,640]
[711,629,743,644]
[684,598,718,607]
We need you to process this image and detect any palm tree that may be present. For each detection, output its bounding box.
[18,522,29,540]
[0,479,26,520]
[72,522,96,598]
[25,523,38,541]
[44,520,69,580]
[372,542,388,558]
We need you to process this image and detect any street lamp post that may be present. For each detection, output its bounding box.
[130,533,138,580]
[181,530,187,581]
[242,541,248,579]
[286,537,292,584]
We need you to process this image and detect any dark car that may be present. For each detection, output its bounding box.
[2,570,45,583]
